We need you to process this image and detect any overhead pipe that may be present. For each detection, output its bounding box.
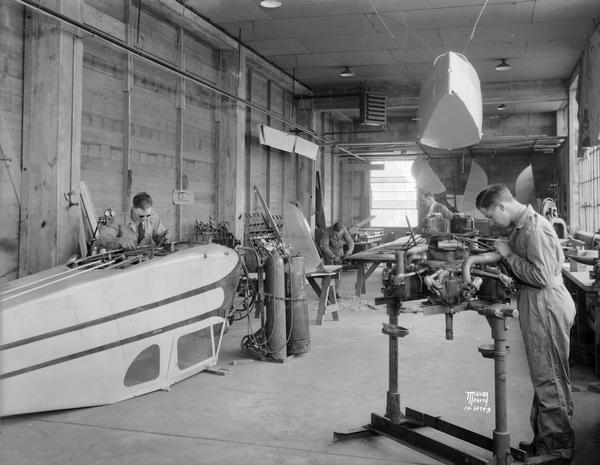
[15,0,365,161]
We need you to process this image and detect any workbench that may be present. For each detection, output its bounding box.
[561,266,600,377]
[354,236,382,248]
[306,265,342,325]
[346,235,424,297]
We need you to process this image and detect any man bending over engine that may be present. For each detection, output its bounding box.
[476,184,575,464]
[98,192,169,251]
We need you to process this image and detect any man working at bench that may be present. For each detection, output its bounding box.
[318,222,354,299]
[319,222,354,266]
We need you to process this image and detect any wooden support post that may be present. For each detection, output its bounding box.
[330,137,336,223]
[216,47,246,237]
[175,26,185,240]
[122,0,133,213]
[319,112,327,224]
[295,154,303,212]
[341,160,353,226]
[281,90,288,208]
[244,68,252,214]
[567,79,579,231]
[266,80,272,207]
[20,0,83,275]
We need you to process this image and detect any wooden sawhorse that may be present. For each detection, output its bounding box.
[306,265,342,325]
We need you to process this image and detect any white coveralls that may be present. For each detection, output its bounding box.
[505,205,576,459]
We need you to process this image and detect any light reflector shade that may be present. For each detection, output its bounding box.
[495,59,511,71]
[260,0,282,8]
[339,66,354,77]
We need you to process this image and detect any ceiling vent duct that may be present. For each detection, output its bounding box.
[359,91,387,127]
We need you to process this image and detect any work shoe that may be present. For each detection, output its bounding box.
[518,441,536,455]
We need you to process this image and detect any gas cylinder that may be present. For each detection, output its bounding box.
[265,250,287,361]
[286,255,310,355]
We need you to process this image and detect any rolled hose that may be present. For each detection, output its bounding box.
[462,252,502,284]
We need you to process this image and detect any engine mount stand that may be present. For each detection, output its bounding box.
[333,296,563,465]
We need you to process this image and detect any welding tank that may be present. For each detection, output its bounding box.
[265,250,287,361]
[286,255,311,355]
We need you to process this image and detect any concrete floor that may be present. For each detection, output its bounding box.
[1,267,599,465]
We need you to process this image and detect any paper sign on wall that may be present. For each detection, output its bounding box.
[172,190,195,205]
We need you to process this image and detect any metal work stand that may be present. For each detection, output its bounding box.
[333,297,563,465]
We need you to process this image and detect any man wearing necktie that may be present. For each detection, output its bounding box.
[98,192,169,250]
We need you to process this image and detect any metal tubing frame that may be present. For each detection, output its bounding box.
[385,299,402,423]
[489,315,511,465]
[369,413,488,465]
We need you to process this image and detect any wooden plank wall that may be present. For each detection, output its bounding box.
[248,70,269,212]
[130,60,178,230]
[81,38,125,215]
[294,100,315,223]
[0,0,328,281]
[0,1,24,282]
[81,0,311,240]
[319,114,351,225]
[340,159,371,227]
[246,67,302,218]
[317,112,333,226]
[81,1,220,240]
[268,83,286,215]
[318,113,352,226]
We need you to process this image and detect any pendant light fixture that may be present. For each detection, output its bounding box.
[339,66,355,78]
[495,58,511,71]
[260,0,282,8]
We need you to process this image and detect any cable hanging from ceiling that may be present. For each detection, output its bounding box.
[387,4,438,58]
[463,0,491,54]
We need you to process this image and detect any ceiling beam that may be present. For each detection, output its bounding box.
[311,79,568,112]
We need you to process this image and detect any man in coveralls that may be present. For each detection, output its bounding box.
[476,184,575,463]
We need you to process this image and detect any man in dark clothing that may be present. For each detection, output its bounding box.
[318,222,354,299]
[422,191,453,219]
[476,184,575,464]
[319,222,354,265]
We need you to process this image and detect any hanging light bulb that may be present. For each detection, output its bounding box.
[495,58,511,71]
[260,0,282,8]
[339,66,355,78]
